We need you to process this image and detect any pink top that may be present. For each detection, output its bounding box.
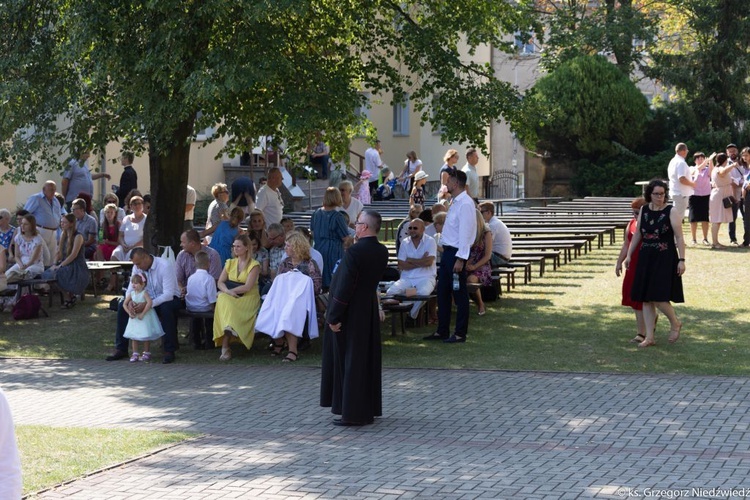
[691,165,711,196]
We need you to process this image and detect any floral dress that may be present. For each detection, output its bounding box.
[468,230,492,287]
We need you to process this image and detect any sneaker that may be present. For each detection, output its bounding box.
[691,240,698,246]
[140,352,151,363]
[731,241,740,247]
[702,239,710,246]
[129,352,140,363]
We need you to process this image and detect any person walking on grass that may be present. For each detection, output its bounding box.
[123,274,164,363]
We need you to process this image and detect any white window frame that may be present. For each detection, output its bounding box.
[392,94,409,136]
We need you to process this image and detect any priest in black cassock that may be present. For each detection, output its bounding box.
[320,209,389,426]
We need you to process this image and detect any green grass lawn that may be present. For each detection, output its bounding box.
[2,223,749,375]
[16,425,193,496]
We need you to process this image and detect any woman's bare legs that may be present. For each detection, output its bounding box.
[283,332,298,362]
[712,223,723,246]
[639,302,658,347]
[655,301,681,343]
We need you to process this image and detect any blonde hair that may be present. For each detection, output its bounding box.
[433,212,446,225]
[131,274,146,286]
[473,209,487,247]
[443,149,458,163]
[322,186,343,208]
[285,232,311,262]
[211,183,228,198]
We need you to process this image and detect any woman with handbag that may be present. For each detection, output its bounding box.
[708,152,734,248]
[212,233,261,361]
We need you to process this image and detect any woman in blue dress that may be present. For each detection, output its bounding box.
[203,207,245,266]
[45,214,90,308]
[311,187,350,289]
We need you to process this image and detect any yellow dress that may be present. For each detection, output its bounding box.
[213,258,261,349]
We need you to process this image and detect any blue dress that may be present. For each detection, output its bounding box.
[311,208,349,288]
[208,221,239,267]
[56,232,90,295]
[123,290,165,342]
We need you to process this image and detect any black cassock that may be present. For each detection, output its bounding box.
[320,236,389,423]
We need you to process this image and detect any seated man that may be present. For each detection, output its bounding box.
[185,251,218,350]
[106,247,181,364]
[71,198,98,259]
[395,204,423,254]
[386,218,437,319]
[479,201,512,266]
[176,229,222,349]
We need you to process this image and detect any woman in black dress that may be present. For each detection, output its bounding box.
[624,179,686,348]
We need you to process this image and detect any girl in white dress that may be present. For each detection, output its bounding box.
[123,274,164,362]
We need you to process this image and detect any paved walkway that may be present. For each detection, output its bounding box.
[3,359,750,499]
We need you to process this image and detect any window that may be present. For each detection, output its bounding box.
[195,111,215,141]
[393,94,409,136]
[354,92,371,121]
[514,31,535,56]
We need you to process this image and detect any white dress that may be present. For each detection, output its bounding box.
[123,290,165,342]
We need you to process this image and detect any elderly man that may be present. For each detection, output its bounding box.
[106,248,181,364]
[479,201,512,266]
[424,170,477,344]
[386,218,437,319]
[23,181,62,266]
[71,198,99,260]
[667,143,694,221]
[255,167,285,226]
[175,230,222,350]
[395,204,423,253]
[425,203,447,238]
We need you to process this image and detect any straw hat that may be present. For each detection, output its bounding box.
[414,171,429,181]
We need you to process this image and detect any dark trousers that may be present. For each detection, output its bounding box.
[115,296,180,353]
[744,197,750,246]
[729,200,745,242]
[437,245,469,338]
[190,317,214,348]
[310,155,330,178]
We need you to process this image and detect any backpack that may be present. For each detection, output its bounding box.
[12,294,42,320]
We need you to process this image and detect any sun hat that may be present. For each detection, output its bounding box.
[414,171,429,181]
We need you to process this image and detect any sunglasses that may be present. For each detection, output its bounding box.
[408,226,419,230]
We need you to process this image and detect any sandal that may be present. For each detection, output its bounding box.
[219,347,232,362]
[630,334,646,344]
[129,352,140,363]
[637,339,656,348]
[61,297,77,309]
[282,351,298,363]
[270,341,285,356]
[140,351,151,362]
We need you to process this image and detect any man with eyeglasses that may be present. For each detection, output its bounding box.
[266,223,286,285]
[386,218,437,319]
[667,142,694,222]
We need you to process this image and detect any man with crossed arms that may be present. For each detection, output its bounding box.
[386,218,436,319]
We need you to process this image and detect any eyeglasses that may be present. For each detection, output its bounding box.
[651,191,666,196]
[355,221,367,226]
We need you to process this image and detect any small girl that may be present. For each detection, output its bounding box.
[123,274,164,362]
[410,171,428,207]
[355,170,372,205]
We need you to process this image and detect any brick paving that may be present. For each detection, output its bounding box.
[3,358,750,499]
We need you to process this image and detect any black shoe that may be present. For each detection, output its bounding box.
[443,335,466,344]
[333,418,373,426]
[193,344,206,350]
[204,341,216,350]
[422,332,446,341]
[105,350,127,361]
[162,352,176,364]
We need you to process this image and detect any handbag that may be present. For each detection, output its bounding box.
[225,280,244,296]
[722,195,737,209]
[12,294,41,320]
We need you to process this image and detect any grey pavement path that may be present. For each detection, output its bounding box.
[3,358,750,499]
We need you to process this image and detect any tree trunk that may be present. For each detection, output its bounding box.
[144,118,194,254]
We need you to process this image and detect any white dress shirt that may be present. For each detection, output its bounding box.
[186,269,217,312]
[127,256,179,307]
[668,154,693,197]
[488,216,512,259]
[255,185,284,225]
[397,234,437,280]
[441,191,477,260]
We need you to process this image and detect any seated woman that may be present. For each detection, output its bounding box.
[5,214,45,282]
[466,209,493,316]
[247,209,270,249]
[44,214,89,308]
[212,234,261,361]
[99,193,126,224]
[203,206,245,267]
[206,182,231,234]
[264,232,322,362]
[0,208,15,255]
[96,203,121,291]
[249,232,270,291]
[111,196,146,261]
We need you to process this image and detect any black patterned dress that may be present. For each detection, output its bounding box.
[630,204,684,303]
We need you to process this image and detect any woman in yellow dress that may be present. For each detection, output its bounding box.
[213,233,261,361]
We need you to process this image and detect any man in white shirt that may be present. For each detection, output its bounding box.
[186,251,218,350]
[386,218,437,319]
[479,202,512,266]
[462,148,480,201]
[0,388,21,500]
[667,142,694,221]
[106,248,181,364]
[364,139,383,195]
[255,167,285,226]
[424,170,477,343]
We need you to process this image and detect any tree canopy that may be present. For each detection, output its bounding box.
[0,0,531,249]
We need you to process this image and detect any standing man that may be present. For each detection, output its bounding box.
[364,139,383,196]
[71,198,99,260]
[726,143,743,246]
[184,184,197,231]
[462,148,480,202]
[321,210,389,426]
[255,167,285,226]
[62,152,110,209]
[386,218,437,319]
[310,132,331,180]
[667,143,694,221]
[24,180,62,266]
[106,248,181,364]
[115,152,137,208]
[424,170,477,344]
[479,202,513,266]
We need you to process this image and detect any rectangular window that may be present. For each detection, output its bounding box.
[195,111,215,141]
[393,94,409,136]
[514,31,535,56]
